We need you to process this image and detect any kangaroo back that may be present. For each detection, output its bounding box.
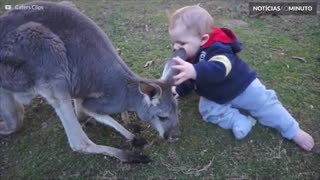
[0,1,136,96]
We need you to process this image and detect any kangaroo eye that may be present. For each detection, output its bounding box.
[158,115,168,121]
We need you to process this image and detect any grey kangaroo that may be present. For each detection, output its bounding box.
[0,1,187,163]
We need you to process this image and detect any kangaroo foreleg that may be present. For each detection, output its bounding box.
[39,85,149,163]
[83,109,148,148]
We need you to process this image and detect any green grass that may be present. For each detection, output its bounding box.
[1,0,319,179]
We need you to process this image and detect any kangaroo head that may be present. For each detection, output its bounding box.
[137,80,179,141]
[135,48,187,141]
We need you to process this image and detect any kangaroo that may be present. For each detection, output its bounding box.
[0,1,186,163]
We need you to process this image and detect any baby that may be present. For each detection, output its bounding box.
[169,5,314,151]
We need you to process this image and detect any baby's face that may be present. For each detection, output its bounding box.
[169,25,202,59]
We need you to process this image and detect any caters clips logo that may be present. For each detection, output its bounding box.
[4,4,44,11]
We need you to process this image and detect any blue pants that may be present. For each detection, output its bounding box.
[199,78,299,140]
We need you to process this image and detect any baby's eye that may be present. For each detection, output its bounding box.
[178,41,186,46]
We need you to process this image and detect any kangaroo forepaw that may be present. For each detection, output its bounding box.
[131,136,148,148]
[124,151,152,163]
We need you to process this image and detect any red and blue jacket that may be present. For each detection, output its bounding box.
[176,27,256,104]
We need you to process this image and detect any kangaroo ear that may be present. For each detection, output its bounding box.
[139,81,162,106]
[161,48,187,85]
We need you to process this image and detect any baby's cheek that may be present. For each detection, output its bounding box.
[187,48,197,57]
[184,46,192,54]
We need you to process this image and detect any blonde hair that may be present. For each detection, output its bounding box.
[169,5,214,36]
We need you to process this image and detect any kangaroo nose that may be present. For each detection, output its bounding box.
[164,127,180,142]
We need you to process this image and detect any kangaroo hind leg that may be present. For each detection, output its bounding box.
[0,88,24,135]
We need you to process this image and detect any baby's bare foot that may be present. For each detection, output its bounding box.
[292,129,314,151]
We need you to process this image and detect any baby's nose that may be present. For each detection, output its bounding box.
[173,43,181,51]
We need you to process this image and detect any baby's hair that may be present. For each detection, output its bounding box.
[169,5,214,36]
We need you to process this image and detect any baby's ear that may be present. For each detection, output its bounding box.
[201,34,210,45]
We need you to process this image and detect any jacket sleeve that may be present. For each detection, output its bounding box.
[193,46,233,86]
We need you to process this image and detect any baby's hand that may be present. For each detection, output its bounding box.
[172,57,196,85]
[171,86,179,98]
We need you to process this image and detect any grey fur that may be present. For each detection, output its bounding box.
[161,48,188,83]
[0,1,178,163]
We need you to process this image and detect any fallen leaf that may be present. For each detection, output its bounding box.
[144,60,153,68]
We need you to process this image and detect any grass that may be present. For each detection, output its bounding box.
[0,0,319,179]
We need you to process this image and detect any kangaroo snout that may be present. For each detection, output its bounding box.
[163,126,180,142]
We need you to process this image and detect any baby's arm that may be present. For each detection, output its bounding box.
[173,55,231,86]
